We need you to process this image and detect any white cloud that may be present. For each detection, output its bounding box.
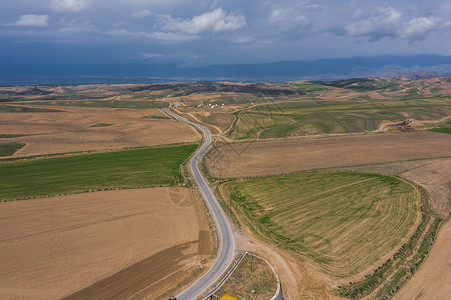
[345,7,401,41]
[49,0,89,12]
[132,9,152,19]
[142,52,200,59]
[269,8,285,23]
[401,17,438,42]
[9,14,49,27]
[109,29,197,43]
[159,8,246,34]
[269,7,306,24]
[344,7,444,43]
[142,53,164,58]
[231,36,253,43]
[59,24,98,34]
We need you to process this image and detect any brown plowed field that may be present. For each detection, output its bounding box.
[0,188,213,299]
[206,132,451,178]
[0,106,200,157]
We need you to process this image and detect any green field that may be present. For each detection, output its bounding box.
[430,127,451,134]
[228,101,451,138]
[89,123,113,127]
[222,172,419,277]
[429,119,451,134]
[0,142,26,157]
[0,134,30,138]
[0,105,62,113]
[229,113,294,139]
[0,144,197,201]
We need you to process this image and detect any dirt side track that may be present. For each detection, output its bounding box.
[0,188,213,300]
[206,131,451,178]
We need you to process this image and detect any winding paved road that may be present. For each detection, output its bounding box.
[162,109,235,300]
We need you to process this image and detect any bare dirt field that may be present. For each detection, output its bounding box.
[394,219,451,300]
[0,105,200,157]
[0,187,213,300]
[205,131,451,178]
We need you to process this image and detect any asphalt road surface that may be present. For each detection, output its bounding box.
[162,109,235,300]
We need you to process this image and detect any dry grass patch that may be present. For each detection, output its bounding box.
[221,172,419,278]
[188,111,235,134]
[215,254,277,300]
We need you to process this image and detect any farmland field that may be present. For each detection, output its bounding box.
[205,131,451,178]
[187,111,235,134]
[228,101,451,139]
[429,119,451,134]
[26,99,168,109]
[338,157,451,298]
[394,219,451,300]
[0,188,213,300]
[430,127,451,134]
[0,134,33,138]
[229,113,294,139]
[0,144,197,201]
[153,77,451,140]
[0,106,200,158]
[1,79,449,299]
[0,104,62,112]
[221,172,419,277]
[0,142,25,157]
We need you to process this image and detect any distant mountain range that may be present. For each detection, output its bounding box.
[385,70,451,79]
[1,55,451,85]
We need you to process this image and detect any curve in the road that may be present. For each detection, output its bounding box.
[162,108,235,300]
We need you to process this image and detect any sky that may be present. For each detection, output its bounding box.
[1,0,451,66]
